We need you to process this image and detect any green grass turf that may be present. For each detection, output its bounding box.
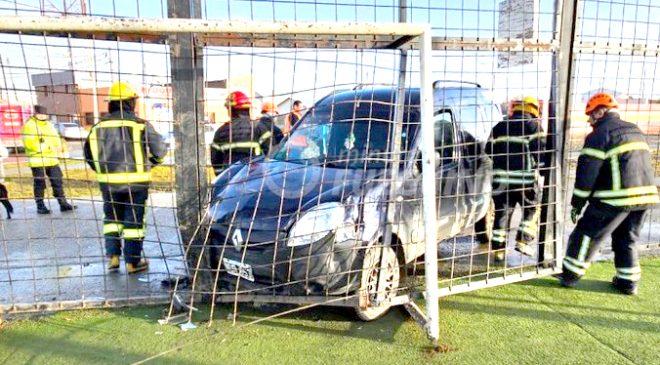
[1,164,201,199]
[1,257,658,365]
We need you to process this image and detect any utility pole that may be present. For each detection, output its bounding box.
[168,0,208,292]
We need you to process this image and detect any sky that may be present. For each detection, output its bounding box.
[0,0,658,108]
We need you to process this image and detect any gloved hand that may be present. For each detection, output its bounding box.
[570,206,582,224]
[570,196,587,224]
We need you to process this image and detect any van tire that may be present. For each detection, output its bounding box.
[354,245,400,321]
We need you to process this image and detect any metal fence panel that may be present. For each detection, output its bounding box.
[0,0,658,348]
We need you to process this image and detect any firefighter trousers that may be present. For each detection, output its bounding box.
[31,165,65,203]
[563,203,646,285]
[101,185,149,265]
[491,185,541,250]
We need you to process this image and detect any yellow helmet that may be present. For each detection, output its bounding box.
[106,81,139,101]
[510,95,540,118]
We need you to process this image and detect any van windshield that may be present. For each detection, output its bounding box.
[271,100,419,169]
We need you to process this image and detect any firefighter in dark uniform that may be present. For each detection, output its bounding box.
[210,91,273,175]
[84,81,167,274]
[486,96,546,261]
[558,92,658,295]
[259,101,284,151]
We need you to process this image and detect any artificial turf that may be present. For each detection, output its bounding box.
[1,257,658,365]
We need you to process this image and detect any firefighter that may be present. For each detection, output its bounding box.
[259,101,284,151]
[210,91,273,175]
[84,81,167,274]
[485,96,546,261]
[558,92,658,295]
[21,105,76,214]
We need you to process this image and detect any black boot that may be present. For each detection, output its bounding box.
[36,200,51,215]
[612,277,638,295]
[558,270,580,288]
[58,199,77,212]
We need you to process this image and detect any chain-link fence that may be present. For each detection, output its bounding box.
[0,0,658,346]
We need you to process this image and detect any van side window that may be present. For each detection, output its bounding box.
[434,111,455,162]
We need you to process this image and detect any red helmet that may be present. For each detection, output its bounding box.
[226,91,252,110]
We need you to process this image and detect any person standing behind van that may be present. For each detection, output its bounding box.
[211,91,272,175]
[485,96,545,261]
[283,100,303,135]
[259,101,284,151]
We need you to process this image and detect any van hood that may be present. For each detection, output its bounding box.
[209,160,376,232]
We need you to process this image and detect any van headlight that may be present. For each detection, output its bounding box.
[288,203,346,247]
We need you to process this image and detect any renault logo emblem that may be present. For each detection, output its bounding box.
[231,229,244,251]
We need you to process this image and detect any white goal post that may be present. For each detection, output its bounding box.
[0,16,440,342]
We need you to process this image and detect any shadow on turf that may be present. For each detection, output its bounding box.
[517,277,621,294]
[115,300,410,345]
[443,288,659,334]
[2,319,201,365]
[200,302,411,344]
[460,290,660,318]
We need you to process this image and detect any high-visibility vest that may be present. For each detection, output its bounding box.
[88,119,155,184]
[21,117,62,167]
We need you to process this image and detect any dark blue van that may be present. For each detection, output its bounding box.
[208,82,501,320]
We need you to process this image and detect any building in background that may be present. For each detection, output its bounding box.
[31,71,273,132]
[31,70,87,124]
[0,101,32,150]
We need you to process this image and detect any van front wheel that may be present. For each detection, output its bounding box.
[354,245,400,321]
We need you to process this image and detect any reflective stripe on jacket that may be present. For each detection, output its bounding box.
[210,115,273,171]
[83,111,166,185]
[21,116,62,167]
[485,111,546,185]
[571,112,659,210]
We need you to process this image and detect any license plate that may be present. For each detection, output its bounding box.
[222,258,255,282]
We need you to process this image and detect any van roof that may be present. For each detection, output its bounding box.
[319,84,486,108]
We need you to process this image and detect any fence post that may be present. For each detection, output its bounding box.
[540,0,578,267]
[419,27,440,344]
[168,0,209,284]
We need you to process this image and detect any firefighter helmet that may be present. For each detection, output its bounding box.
[261,101,278,114]
[106,81,139,101]
[226,91,252,110]
[585,92,618,116]
[510,95,540,118]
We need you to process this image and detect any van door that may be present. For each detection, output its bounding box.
[433,110,463,238]
[458,98,500,228]
[457,103,487,227]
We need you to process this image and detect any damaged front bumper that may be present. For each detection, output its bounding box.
[210,225,367,297]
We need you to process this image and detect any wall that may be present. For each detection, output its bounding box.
[35,84,80,122]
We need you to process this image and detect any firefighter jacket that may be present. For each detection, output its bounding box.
[210,114,273,172]
[485,111,546,185]
[571,112,659,211]
[259,114,284,147]
[21,116,63,167]
[84,111,166,187]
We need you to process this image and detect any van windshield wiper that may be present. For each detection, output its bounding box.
[323,159,348,168]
